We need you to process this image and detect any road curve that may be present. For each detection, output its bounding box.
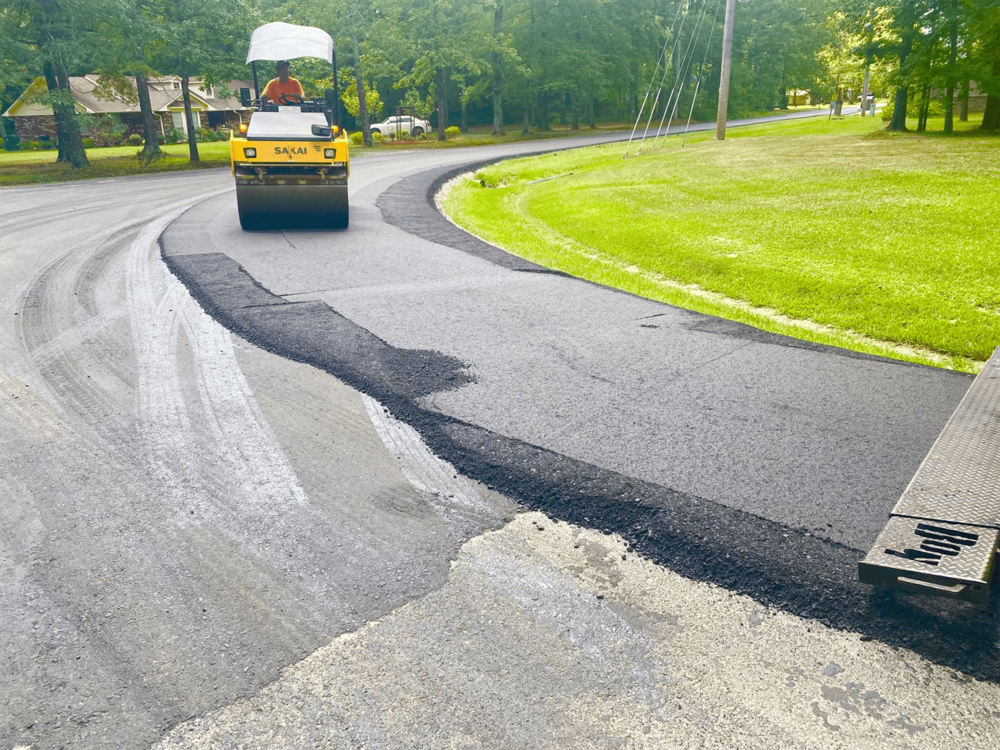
[2,112,998,750]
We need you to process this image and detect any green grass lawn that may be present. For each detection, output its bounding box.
[0,141,233,185]
[445,114,1000,372]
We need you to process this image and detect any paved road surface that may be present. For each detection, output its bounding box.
[2,112,997,749]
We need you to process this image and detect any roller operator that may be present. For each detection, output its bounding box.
[261,60,304,105]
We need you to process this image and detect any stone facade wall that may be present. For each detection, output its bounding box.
[13,115,58,142]
[11,108,240,148]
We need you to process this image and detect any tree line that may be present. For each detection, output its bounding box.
[1,0,997,169]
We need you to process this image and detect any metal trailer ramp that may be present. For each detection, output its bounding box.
[859,347,1000,604]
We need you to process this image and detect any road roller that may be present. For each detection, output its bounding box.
[231,22,350,230]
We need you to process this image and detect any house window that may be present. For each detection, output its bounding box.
[173,82,180,89]
[172,112,185,129]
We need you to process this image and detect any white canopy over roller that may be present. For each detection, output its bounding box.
[246,22,334,64]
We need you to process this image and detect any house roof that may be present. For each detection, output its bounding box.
[2,75,253,118]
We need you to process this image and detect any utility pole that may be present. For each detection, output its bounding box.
[715,0,738,140]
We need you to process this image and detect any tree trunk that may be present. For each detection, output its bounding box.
[37,0,87,166]
[43,61,67,163]
[461,100,468,132]
[571,94,579,130]
[778,85,788,109]
[492,1,504,135]
[537,90,550,130]
[437,67,447,141]
[959,80,969,121]
[181,76,200,162]
[351,32,373,147]
[944,0,958,134]
[917,84,931,132]
[889,86,909,131]
[588,95,595,128]
[522,95,530,135]
[43,60,88,168]
[887,3,916,132]
[135,72,163,163]
[983,96,1000,131]
[982,56,1000,131]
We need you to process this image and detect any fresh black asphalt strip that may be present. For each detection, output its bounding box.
[161,169,998,685]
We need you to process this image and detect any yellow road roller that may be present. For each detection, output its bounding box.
[231,22,350,230]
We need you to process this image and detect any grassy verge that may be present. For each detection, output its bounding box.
[0,142,232,186]
[444,114,999,372]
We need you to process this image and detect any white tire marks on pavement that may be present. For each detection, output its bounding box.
[362,393,497,519]
[124,203,309,536]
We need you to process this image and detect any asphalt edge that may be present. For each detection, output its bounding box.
[160,236,999,684]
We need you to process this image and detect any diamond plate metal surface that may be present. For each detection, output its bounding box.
[891,347,1000,528]
[859,517,998,604]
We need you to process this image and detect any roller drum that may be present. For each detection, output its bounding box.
[237,182,349,230]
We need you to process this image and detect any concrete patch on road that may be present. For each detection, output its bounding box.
[154,512,999,750]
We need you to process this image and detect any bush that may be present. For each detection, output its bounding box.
[165,127,185,144]
[127,133,143,146]
[445,125,461,137]
[349,131,364,145]
[371,131,383,143]
[23,140,40,150]
[82,137,95,149]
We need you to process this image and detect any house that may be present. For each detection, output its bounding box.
[1,75,253,145]
[929,80,989,115]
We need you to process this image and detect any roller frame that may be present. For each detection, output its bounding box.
[231,129,350,231]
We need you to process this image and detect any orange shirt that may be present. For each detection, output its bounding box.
[263,77,304,103]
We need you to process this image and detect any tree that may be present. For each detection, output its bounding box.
[964,0,1000,130]
[487,0,508,134]
[374,0,487,140]
[151,0,257,162]
[1,0,96,167]
[92,2,168,162]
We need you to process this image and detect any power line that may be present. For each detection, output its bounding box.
[652,0,712,149]
[623,1,686,158]
[682,0,723,146]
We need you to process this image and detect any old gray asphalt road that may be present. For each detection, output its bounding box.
[1,172,516,750]
[3,112,998,750]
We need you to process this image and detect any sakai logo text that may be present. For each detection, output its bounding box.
[274,146,308,155]
[884,523,978,566]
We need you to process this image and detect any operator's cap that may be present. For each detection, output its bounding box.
[276,60,291,71]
